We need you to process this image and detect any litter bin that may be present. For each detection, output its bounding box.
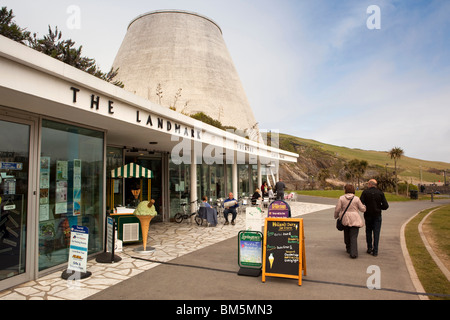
[409,190,418,200]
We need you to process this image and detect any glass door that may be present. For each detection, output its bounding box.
[0,117,33,289]
[124,154,163,221]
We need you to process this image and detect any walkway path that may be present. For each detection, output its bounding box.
[0,200,332,300]
[0,196,448,300]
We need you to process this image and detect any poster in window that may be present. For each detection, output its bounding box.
[39,157,50,221]
[56,181,68,202]
[73,160,82,216]
[55,202,67,215]
[40,172,49,189]
[56,161,68,180]
[55,161,68,215]
[55,180,68,215]
[39,204,49,221]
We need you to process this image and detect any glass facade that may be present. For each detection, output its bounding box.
[251,165,258,192]
[0,120,30,281]
[168,160,259,218]
[169,161,191,219]
[238,164,249,197]
[197,164,226,203]
[38,120,104,271]
[226,165,232,196]
[106,147,124,212]
[1,112,267,288]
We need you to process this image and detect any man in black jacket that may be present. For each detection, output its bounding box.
[360,179,389,257]
[274,178,286,200]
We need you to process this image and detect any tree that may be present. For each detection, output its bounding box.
[28,26,124,88]
[347,159,368,189]
[388,147,404,195]
[1,7,123,88]
[317,168,330,189]
[0,7,30,44]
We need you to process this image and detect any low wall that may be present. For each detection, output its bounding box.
[421,185,450,194]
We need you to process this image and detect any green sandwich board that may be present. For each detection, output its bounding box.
[238,230,263,277]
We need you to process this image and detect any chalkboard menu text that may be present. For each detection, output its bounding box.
[262,218,307,286]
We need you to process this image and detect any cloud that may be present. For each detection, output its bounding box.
[253,1,450,162]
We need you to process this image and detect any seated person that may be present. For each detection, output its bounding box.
[223,192,239,225]
[268,186,274,199]
[201,195,211,208]
[251,189,262,205]
[198,196,217,226]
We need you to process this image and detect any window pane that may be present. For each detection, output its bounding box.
[169,161,190,219]
[106,147,124,211]
[0,120,29,280]
[39,120,104,271]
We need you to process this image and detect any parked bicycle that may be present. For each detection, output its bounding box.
[174,200,202,225]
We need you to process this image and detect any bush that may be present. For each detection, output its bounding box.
[398,182,418,195]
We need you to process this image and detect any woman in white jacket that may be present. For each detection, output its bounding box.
[334,184,366,258]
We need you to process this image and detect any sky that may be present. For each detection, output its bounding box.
[3,0,450,163]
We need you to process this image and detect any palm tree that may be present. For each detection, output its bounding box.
[389,147,404,195]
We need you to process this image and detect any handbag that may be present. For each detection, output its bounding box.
[336,197,354,231]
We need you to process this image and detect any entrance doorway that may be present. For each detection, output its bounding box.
[0,115,36,290]
[125,154,164,222]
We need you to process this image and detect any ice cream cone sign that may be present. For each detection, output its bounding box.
[269,253,274,269]
[133,200,157,251]
[137,216,152,251]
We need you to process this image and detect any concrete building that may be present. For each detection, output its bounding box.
[0,10,297,291]
[113,10,259,138]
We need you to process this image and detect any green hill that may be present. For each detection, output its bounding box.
[278,133,449,189]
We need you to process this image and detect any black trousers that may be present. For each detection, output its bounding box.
[365,215,382,254]
[224,208,237,222]
[344,226,359,257]
[276,192,284,200]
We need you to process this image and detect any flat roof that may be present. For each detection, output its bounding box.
[0,35,298,163]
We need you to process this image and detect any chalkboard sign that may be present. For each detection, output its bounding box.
[262,218,307,286]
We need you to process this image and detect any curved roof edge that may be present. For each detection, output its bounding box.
[128,9,223,35]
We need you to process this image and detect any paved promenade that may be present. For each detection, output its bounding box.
[0,196,448,300]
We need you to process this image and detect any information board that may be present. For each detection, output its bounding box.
[262,218,307,286]
[238,231,263,269]
[238,231,263,277]
[267,200,291,218]
[106,217,114,253]
[67,225,89,273]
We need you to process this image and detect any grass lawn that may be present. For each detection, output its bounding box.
[292,189,450,298]
[293,189,413,202]
[293,189,449,202]
[405,206,450,300]
[427,206,450,263]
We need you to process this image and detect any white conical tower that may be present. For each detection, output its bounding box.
[113,10,260,137]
